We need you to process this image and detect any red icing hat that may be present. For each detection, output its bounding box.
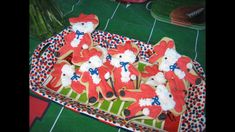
[141,64,160,78]
[149,39,175,63]
[51,61,69,76]
[108,41,139,55]
[50,60,70,86]
[75,48,102,63]
[69,13,99,25]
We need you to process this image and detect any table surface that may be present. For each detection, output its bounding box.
[29,0,205,132]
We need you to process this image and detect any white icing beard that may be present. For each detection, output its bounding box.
[90,56,103,84]
[79,62,89,72]
[79,56,103,72]
[71,35,83,48]
[92,74,101,84]
[90,55,103,68]
[139,98,152,107]
[61,76,72,87]
[79,55,102,84]
[141,71,172,111]
[121,65,131,83]
[110,57,121,68]
[122,50,136,64]
[159,48,185,79]
[110,50,136,67]
[72,22,95,33]
[156,85,176,111]
[60,64,75,87]
[138,85,176,111]
[159,48,181,71]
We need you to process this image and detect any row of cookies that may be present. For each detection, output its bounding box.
[119,37,202,121]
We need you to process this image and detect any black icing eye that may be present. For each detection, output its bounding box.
[151,78,154,80]
[155,86,157,88]
[135,56,139,62]
[81,23,84,25]
[63,74,66,76]
[169,94,172,98]
[119,55,122,58]
[88,61,91,64]
[164,57,167,60]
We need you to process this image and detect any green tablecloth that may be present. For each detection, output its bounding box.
[30,0,205,131]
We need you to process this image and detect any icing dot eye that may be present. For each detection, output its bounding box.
[119,55,122,58]
[81,23,84,25]
[169,94,172,98]
[151,78,154,80]
[88,61,91,64]
[164,57,167,60]
[63,74,66,76]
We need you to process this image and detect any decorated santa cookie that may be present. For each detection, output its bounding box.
[149,37,202,92]
[77,48,116,105]
[166,83,187,116]
[142,64,186,116]
[108,41,140,96]
[119,64,185,121]
[49,60,86,94]
[55,13,99,65]
[119,84,166,121]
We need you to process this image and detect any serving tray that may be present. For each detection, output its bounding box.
[29,26,206,132]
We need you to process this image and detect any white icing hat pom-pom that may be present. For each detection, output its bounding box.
[174,69,185,79]
[131,75,136,80]
[82,44,89,49]
[139,99,146,107]
[142,108,150,116]
[104,72,110,79]
[186,63,193,69]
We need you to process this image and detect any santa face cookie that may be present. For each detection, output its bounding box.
[55,13,99,65]
[149,37,202,91]
[77,48,116,105]
[108,41,140,96]
[48,60,86,94]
